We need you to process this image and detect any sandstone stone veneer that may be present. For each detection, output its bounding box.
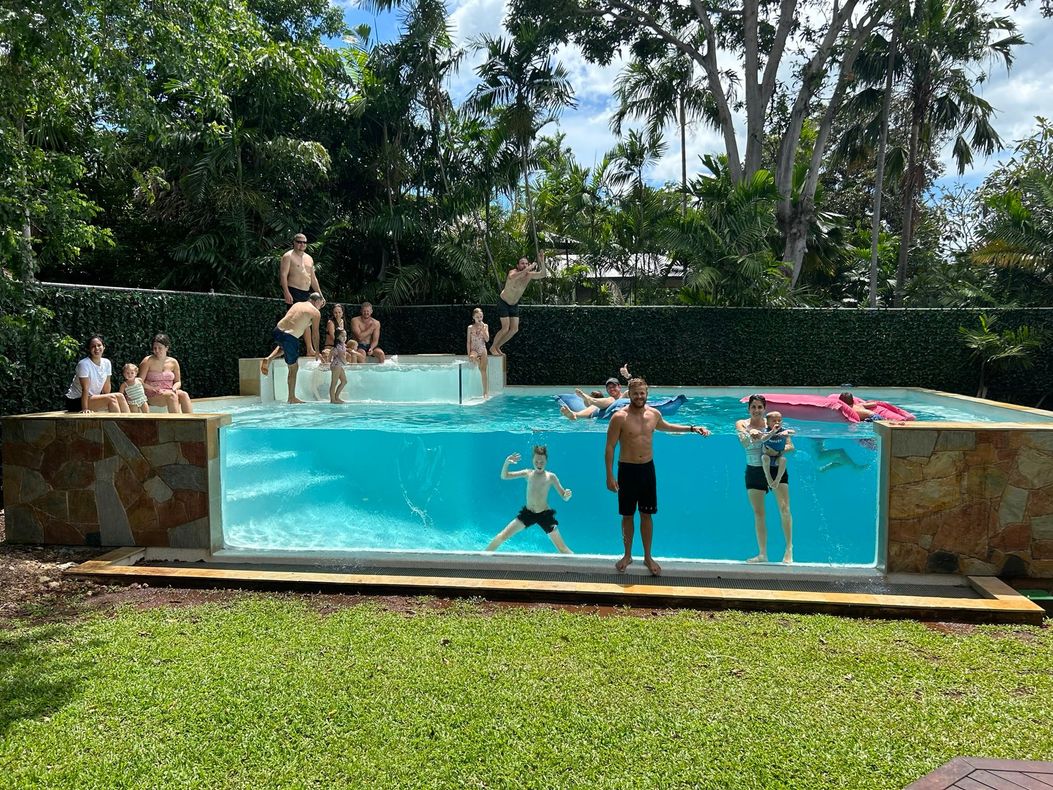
[3,413,230,549]
[879,423,1053,578]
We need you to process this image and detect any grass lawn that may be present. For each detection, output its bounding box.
[1,596,1051,789]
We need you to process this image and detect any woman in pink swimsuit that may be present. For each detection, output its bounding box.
[139,333,193,413]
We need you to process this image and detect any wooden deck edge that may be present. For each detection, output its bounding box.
[64,556,1045,623]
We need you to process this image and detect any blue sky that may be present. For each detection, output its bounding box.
[336,0,1053,192]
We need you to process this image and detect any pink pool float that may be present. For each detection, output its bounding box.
[740,393,916,423]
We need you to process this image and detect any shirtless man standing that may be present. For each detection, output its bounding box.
[280,234,324,356]
[605,377,711,575]
[489,251,547,356]
[350,302,385,363]
[261,293,325,404]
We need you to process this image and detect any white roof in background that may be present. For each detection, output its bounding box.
[546,252,686,279]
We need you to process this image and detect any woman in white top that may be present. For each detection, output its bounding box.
[64,335,130,413]
[736,394,793,563]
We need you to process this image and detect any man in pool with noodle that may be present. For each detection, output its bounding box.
[605,377,710,575]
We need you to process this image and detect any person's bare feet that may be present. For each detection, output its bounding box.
[644,556,662,576]
[288,396,305,404]
[330,397,346,404]
[489,348,503,356]
[260,359,270,376]
[615,554,633,572]
[746,554,768,563]
[782,547,793,563]
[560,404,577,421]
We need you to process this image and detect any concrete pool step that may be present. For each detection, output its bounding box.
[66,548,1045,624]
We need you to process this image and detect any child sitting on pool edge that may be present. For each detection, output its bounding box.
[761,410,794,489]
[486,445,573,554]
[119,363,150,413]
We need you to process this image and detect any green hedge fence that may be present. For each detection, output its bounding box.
[7,284,1053,416]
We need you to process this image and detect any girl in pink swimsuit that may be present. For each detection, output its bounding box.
[138,333,194,413]
[466,307,490,399]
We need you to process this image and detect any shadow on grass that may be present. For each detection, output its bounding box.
[0,622,97,737]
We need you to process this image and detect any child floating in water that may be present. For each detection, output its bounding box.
[486,445,573,554]
[761,410,795,489]
[119,363,150,413]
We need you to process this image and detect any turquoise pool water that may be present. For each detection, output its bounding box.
[218,389,1050,566]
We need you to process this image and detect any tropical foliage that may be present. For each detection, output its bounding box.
[1,0,1049,316]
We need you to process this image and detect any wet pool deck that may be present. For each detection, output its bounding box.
[67,548,1045,624]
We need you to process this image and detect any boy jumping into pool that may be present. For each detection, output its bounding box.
[761,410,795,489]
[486,446,573,554]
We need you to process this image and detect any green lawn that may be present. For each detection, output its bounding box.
[1,597,1051,789]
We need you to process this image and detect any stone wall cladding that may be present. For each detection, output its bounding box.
[2,413,229,548]
[885,425,1053,578]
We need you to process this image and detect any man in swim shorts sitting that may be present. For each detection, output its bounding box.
[351,301,386,363]
[489,251,547,356]
[261,292,325,404]
[605,377,711,576]
[486,446,573,554]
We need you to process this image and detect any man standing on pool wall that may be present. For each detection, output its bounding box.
[280,234,323,305]
[605,378,711,576]
[489,251,547,356]
[261,293,325,404]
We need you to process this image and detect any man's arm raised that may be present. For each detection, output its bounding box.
[529,251,547,280]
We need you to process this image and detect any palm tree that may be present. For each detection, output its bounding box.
[960,314,1044,399]
[607,130,668,303]
[972,170,1053,299]
[836,0,1023,306]
[468,28,575,269]
[611,54,723,217]
[891,0,1021,306]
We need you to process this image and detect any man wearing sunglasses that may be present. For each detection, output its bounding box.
[280,234,323,306]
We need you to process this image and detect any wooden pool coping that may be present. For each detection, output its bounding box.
[66,548,1046,624]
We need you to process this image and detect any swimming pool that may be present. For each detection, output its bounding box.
[218,387,1052,567]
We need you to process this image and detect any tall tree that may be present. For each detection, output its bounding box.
[468,28,575,269]
[612,53,721,217]
[889,0,1022,305]
[509,0,888,284]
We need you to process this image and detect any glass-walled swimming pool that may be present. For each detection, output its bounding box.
[217,388,1053,567]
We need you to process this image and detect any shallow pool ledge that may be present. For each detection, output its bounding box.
[877,420,1053,579]
[2,411,230,550]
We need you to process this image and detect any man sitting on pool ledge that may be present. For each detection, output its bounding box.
[261,292,325,404]
[605,377,710,576]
